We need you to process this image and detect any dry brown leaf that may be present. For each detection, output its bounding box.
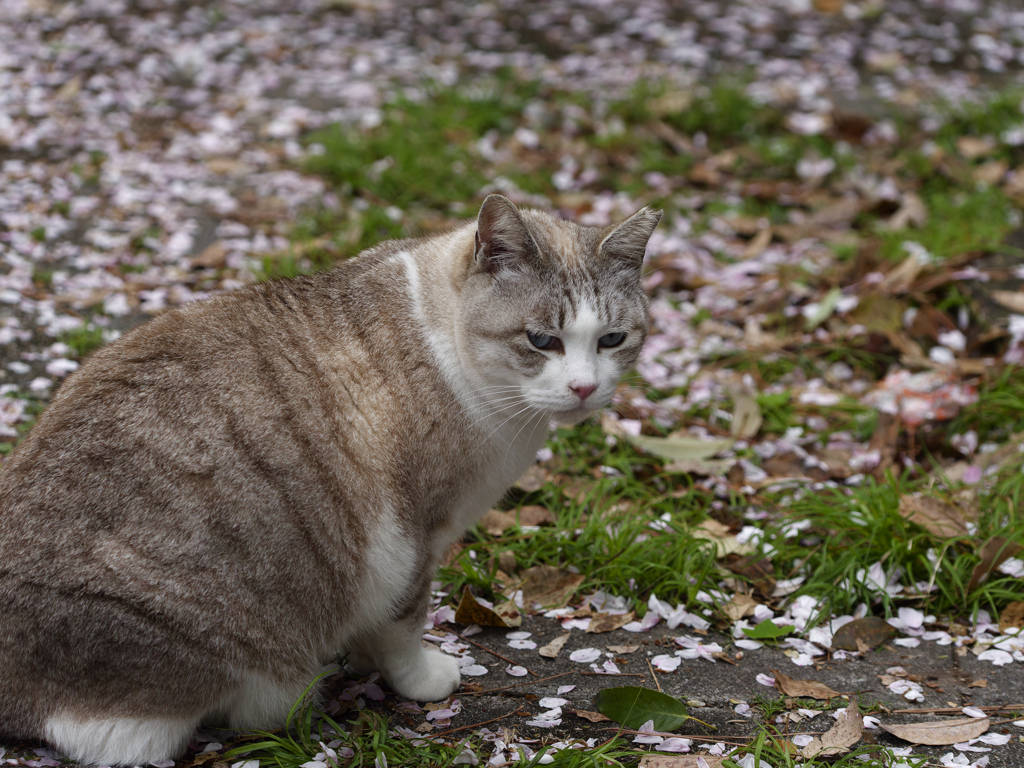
[186,751,224,766]
[989,289,1024,314]
[537,633,571,659]
[693,519,755,558]
[664,458,735,476]
[880,252,927,294]
[607,644,641,654]
[999,601,1024,632]
[639,757,726,768]
[968,537,1024,592]
[572,708,612,724]
[730,393,763,439]
[586,612,636,633]
[479,509,516,536]
[516,465,548,492]
[518,505,555,526]
[885,191,928,230]
[957,136,997,160]
[974,159,1009,185]
[898,494,969,538]
[190,241,227,269]
[772,670,842,700]
[520,565,585,608]
[742,227,773,259]
[800,698,862,758]
[969,678,988,688]
[879,717,990,746]
[721,592,759,621]
[831,617,896,652]
[453,586,522,628]
[725,554,776,598]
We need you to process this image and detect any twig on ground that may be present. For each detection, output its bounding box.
[600,728,744,745]
[891,704,1024,715]
[460,672,574,697]
[646,657,662,692]
[581,671,646,677]
[451,629,539,677]
[424,708,526,740]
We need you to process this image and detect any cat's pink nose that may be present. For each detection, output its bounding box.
[570,383,597,401]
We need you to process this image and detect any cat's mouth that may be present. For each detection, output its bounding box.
[550,403,601,425]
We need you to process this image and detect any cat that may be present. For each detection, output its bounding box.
[0,193,660,766]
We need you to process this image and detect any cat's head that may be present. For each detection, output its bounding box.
[460,194,660,424]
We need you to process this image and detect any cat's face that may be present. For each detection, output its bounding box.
[460,197,659,424]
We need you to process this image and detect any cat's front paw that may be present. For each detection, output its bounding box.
[387,646,461,702]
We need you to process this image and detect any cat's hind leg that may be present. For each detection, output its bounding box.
[44,713,201,766]
[216,670,322,730]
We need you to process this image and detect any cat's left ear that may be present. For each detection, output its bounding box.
[599,207,663,270]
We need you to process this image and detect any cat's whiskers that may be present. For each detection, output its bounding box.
[470,402,541,455]
[501,404,551,475]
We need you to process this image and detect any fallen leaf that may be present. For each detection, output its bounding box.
[730,393,763,438]
[831,617,896,652]
[572,708,612,723]
[743,619,794,640]
[190,241,227,269]
[186,752,223,766]
[885,191,928,230]
[879,717,991,746]
[968,537,1024,592]
[537,633,571,659]
[517,505,555,526]
[957,136,997,159]
[880,252,927,294]
[742,227,773,259]
[479,509,516,536]
[627,434,734,463]
[520,565,585,608]
[639,757,726,768]
[587,612,636,634]
[493,600,523,625]
[898,494,969,538]
[453,586,522,628]
[663,458,735,476]
[721,593,759,621]
[999,601,1024,632]
[595,686,689,732]
[989,289,1024,314]
[516,465,548,492]
[693,518,755,558]
[724,554,776,598]
[607,644,641,654]
[974,159,1008,185]
[801,698,862,758]
[772,670,842,700]
[968,679,988,688]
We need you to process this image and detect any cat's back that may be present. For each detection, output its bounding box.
[0,238,468,562]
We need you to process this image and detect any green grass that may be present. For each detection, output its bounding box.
[878,185,1015,262]
[60,323,106,359]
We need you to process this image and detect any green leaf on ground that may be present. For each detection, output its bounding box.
[627,434,734,462]
[742,619,795,640]
[595,686,690,732]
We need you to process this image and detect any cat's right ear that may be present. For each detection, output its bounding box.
[473,194,540,274]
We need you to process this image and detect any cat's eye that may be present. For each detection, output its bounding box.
[527,331,558,350]
[598,332,626,348]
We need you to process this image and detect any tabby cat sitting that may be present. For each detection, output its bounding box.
[0,194,660,765]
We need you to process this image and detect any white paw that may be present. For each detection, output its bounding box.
[387,646,461,702]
